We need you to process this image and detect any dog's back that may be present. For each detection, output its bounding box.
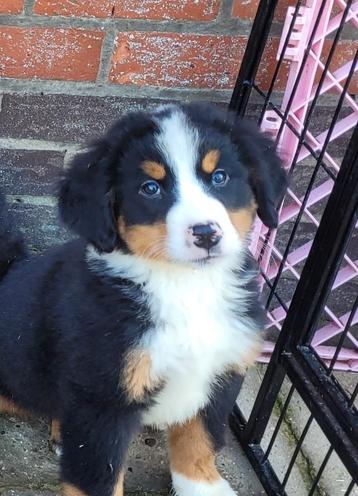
[0,191,27,280]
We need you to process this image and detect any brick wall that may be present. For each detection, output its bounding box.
[0,1,356,97]
[0,0,250,99]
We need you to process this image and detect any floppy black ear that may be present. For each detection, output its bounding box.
[58,112,158,252]
[231,120,288,229]
[58,140,118,252]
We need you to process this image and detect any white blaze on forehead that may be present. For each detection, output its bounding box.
[154,107,241,263]
[154,109,200,190]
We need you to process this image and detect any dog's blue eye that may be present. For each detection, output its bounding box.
[211,169,228,186]
[140,180,160,197]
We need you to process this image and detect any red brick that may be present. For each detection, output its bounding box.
[257,37,358,93]
[232,0,259,20]
[0,27,104,81]
[0,0,23,14]
[232,0,295,21]
[34,0,221,21]
[109,32,245,89]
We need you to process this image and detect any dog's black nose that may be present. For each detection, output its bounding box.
[192,223,222,250]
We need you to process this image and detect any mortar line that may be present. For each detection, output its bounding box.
[0,14,255,36]
[0,138,81,152]
[218,0,235,21]
[97,27,117,84]
[23,0,36,16]
[0,79,232,101]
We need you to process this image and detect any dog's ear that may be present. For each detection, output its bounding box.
[58,140,118,252]
[231,120,288,229]
[58,112,157,252]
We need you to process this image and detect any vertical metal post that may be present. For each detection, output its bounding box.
[229,0,279,116]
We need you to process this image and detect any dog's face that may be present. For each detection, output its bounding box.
[59,104,287,266]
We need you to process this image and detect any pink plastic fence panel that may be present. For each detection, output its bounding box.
[253,0,358,371]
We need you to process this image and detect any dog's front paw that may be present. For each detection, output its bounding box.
[172,472,237,496]
[50,439,63,457]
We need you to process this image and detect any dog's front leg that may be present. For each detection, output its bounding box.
[168,415,237,496]
[60,402,140,496]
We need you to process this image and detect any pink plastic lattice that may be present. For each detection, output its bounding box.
[253,0,358,371]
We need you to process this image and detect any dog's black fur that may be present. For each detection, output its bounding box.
[0,103,287,496]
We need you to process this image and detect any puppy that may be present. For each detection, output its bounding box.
[0,103,287,496]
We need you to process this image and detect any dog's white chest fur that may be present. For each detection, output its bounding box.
[140,261,258,428]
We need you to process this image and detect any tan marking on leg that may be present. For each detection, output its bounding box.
[62,483,88,496]
[169,416,221,483]
[0,395,29,417]
[202,150,220,174]
[227,338,263,375]
[118,217,168,261]
[63,473,123,496]
[122,349,159,401]
[141,160,166,180]
[51,419,61,444]
[228,203,257,240]
[113,471,124,496]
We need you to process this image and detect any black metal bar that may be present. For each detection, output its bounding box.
[228,0,358,493]
[233,360,287,444]
[291,122,358,346]
[252,84,337,180]
[232,123,358,492]
[286,0,353,174]
[344,479,356,496]
[284,353,358,480]
[260,270,290,314]
[349,382,358,407]
[307,446,333,496]
[274,0,330,147]
[257,0,304,126]
[265,53,358,310]
[229,0,279,116]
[297,347,358,439]
[230,407,287,496]
[328,296,358,374]
[263,384,295,462]
[282,415,314,489]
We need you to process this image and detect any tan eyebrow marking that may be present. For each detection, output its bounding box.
[201,150,220,174]
[141,160,166,180]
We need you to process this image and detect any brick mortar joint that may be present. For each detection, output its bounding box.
[97,28,117,84]
[0,13,255,36]
[0,79,232,101]
[0,137,82,152]
[1,15,356,40]
[23,0,36,16]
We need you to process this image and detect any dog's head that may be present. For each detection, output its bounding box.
[59,103,287,266]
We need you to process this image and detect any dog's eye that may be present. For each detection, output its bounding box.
[211,169,228,186]
[140,180,161,198]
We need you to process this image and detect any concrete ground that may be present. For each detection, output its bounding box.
[1,367,357,496]
[0,408,265,496]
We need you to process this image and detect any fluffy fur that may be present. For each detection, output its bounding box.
[0,103,287,496]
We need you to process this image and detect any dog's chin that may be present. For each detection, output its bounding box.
[168,250,233,268]
[190,254,221,266]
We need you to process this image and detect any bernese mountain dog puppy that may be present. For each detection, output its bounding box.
[0,103,287,496]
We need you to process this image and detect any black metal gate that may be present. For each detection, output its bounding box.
[228,0,358,494]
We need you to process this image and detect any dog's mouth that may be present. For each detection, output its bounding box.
[189,254,221,266]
